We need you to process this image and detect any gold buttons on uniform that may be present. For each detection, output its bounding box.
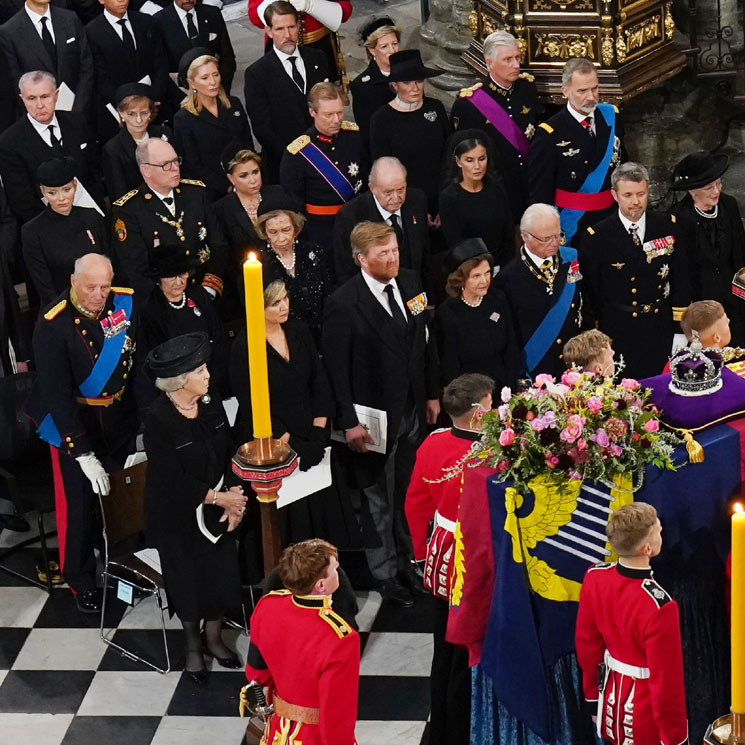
[82,330,87,335]
[632,301,638,306]
[632,312,638,317]
[122,373,127,379]
[556,338,562,345]
[89,341,94,347]
[630,277,635,282]
[75,318,80,325]
[631,288,637,294]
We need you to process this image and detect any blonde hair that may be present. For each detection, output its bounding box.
[181,55,231,115]
[364,24,400,52]
[264,279,286,307]
[256,210,306,240]
[606,503,658,556]
[563,330,612,370]
[350,221,395,265]
[308,82,343,111]
[226,149,262,174]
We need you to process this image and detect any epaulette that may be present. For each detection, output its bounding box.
[341,120,359,131]
[670,214,676,223]
[612,104,619,113]
[267,589,291,597]
[586,226,595,236]
[318,607,353,639]
[113,189,138,207]
[180,178,205,187]
[458,82,482,98]
[287,134,311,154]
[518,72,535,82]
[538,122,554,134]
[641,578,672,608]
[110,286,134,295]
[587,561,615,572]
[43,299,66,320]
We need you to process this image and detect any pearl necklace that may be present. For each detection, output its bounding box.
[272,242,296,274]
[393,96,419,111]
[694,203,718,219]
[461,294,483,308]
[167,292,186,310]
[243,192,262,220]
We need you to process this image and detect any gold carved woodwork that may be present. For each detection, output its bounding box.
[513,13,528,56]
[534,32,596,59]
[664,1,675,39]
[622,14,661,57]
[600,25,614,66]
[615,24,627,62]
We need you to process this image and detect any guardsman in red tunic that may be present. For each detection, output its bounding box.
[244,539,359,745]
[575,502,689,745]
[404,373,494,745]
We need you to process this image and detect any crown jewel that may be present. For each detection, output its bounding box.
[668,331,723,397]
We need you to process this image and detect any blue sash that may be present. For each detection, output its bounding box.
[38,413,61,448]
[523,246,577,374]
[559,103,616,242]
[299,142,356,202]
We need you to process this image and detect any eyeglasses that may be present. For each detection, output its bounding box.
[526,231,565,245]
[143,156,182,171]
[698,179,723,193]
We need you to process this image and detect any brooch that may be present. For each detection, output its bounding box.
[406,292,427,315]
[489,312,501,323]
[361,75,370,82]
[423,110,437,122]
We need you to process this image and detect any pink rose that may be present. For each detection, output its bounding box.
[591,428,610,448]
[609,443,623,457]
[620,378,640,391]
[561,370,582,387]
[560,423,582,444]
[530,417,547,432]
[534,373,555,388]
[577,438,587,450]
[496,459,510,473]
[498,404,510,420]
[545,455,560,468]
[501,386,512,403]
[567,414,585,428]
[644,419,660,433]
[499,428,515,446]
[587,396,603,414]
[568,469,583,481]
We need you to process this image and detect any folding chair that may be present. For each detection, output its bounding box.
[98,460,172,673]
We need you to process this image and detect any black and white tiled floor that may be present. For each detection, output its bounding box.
[0,530,435,745]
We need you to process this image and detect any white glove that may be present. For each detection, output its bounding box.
[288,0,308,11]
[671,333,688,356]
[304,0,343,31]
[137,0,162,14]
[77,453,111,496]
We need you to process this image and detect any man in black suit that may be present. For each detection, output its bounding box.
[0,70,102,223]
[155,0,235,99]
[578,162,691,379]
[322,221,439,607]
[333,156,429,286]
[0,0,94,115]
[85,0,168,140]
[243,0,329,182]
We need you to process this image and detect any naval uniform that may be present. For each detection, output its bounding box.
[578,211,690,380]
[575,561,689,745]
[25,288,138,593]
[280,123,366,264]
[110,179,227,305]
[451,74,538,225]
[245,590,359,745]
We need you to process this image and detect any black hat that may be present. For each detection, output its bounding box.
[37,156,76,187]
[146,332,211,378]
[256,188,304,219]
[443,237,490,274]
[384,49,441,83]
[146,242,201,278]
[114,82,153,109]
[358,15,397,44]
[670,150,729,191]
[178,47,213,87]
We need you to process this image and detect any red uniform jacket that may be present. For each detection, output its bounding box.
[245,590,360,745]
[247,0,352,41]
[575,562,688,745]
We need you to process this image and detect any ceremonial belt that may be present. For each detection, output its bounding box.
[434,510,456,533]
[469,86,530,160]
[558,102,616,242]
[298,142,356,203]
[554,188,614,211]
[303,26,330,44]
[604,649,650,679]
[305,203,343,216]
[273,693,320,724]
[523,245,577,374]
[611,298,662,315]
[75,387,126,407]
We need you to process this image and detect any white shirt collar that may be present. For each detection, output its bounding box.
[273,45,299,64]
[566,103,594,127]
[28,112,59,137]
[361,268,395,294]
[103,8,129,28]
[25,3,50,25]
[173,2,189,19]
[617,210,646,241]
[372,194,401,222]
[489,75,512,91]
[523,244,554,268]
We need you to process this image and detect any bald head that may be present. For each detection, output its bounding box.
[70,254,114,315]
[369,157,407,213]
[137,139,181,194]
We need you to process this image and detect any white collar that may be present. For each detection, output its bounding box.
[25,3,50,24]
[361,268,397,296]
[523,244,554,268]
[372,193,401,222]
[151,187,175,203]
[566,103,595,126]
[173,2,191,19]
[489,75,512,91]
[617,210,646,237]
[103,8,128,27]
[273,45,300,64]
[28,112,59,135]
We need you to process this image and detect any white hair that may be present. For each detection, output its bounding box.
[73,253,113,279]
[483,30,519,60]
[19,70,56,93]
[520,203,560,233]
[155,374,187,392]
[369,156,407,185]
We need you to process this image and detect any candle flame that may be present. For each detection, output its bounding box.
[247,252,256,262]
[736,503,744,514]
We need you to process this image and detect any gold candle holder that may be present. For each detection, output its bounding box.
[704,712,745,744]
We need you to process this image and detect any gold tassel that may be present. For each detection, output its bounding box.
[682,430,705,463]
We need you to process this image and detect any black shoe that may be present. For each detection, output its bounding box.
[76,588,103,614]
[0,513,30,532]
[380,579,414,608]
[399,566,429,596]
[202,643,242,669]
[185,667,209,684]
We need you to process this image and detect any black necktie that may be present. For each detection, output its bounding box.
[629,224,641,247]
[383,284,406,330]
[389,213,403,246]
[39,17,56,68]
[162,196,174,205]
[117,19,136,56]
[47,124,62,152]
[185,11,198,40]
[288,56,304,92]
[582,116,595,137]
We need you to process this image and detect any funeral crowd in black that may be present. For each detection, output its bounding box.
[0,0,742,707]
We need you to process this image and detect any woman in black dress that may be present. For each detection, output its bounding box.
[102,83,173,202]
[255,191,331,342]
[22,157,108,306]
[432,238,519,390]
[670,150,745,346]
[368,49,450,222]
[173,48,254,203]
[350,16,399,149]
[144,332,248,683]
[440,129,515,270]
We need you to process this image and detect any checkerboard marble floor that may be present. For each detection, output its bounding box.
[0,528,435,745]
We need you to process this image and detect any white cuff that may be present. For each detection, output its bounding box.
[255,0,274,25]
[304,0,342,32]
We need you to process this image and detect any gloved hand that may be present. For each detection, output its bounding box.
[303,0,342,31]
[671,333,688,356]
[289,435,326,471]
[308,425,330,445]
[76,453,110,496]
[288,0,308,12]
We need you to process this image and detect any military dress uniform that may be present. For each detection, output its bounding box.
[451,74,538,225]
[245,589,359,745]
[578,211,690,379]
[110,179,226,305]
[25,287,138,594]
[575,561,689,745]
[280,123,366,263]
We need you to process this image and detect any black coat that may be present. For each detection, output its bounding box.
[144,394,241,621]
[349,58,394,150]
[0,186,26,373]
[101,125,172,201]
[332,188,430,286]
[0,0,67,25]
[578,210,691,379]
[0,5,94,114]
[0,111,103,223]
[173,98,254,203]
[22,205,107,305]
[243,45,329,182]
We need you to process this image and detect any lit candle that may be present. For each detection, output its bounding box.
[733,503,745,713]
[243,254,272,439]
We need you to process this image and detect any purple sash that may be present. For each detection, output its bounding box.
[469,86,530,160]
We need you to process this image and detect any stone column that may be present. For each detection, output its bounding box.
[420,0,451,44]
[430,0,478,90]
